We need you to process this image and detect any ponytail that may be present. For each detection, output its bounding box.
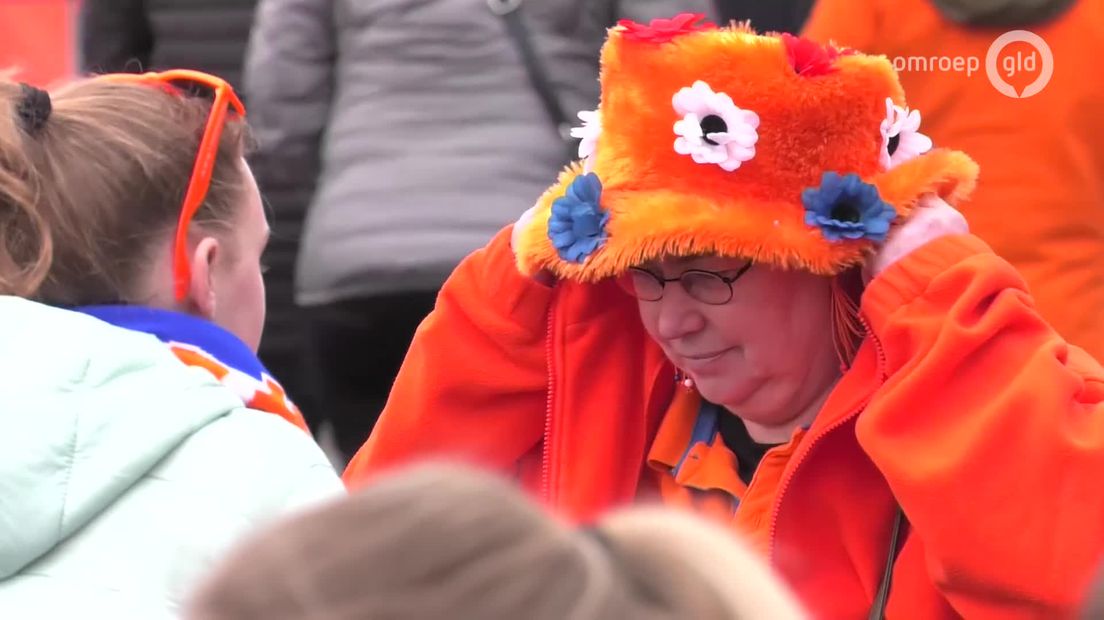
[0,79,52,296]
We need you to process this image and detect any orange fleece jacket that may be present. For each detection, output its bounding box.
[347,226,1104,618]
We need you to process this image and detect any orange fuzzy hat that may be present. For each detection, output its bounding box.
[514,15,978,281]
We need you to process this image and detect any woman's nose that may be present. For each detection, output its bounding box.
[654,283,706,341]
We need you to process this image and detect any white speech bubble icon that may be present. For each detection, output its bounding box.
[985,30,1054,98]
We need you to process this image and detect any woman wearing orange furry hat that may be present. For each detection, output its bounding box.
[345,14,1104,618]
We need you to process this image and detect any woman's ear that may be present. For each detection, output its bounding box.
[186,236,220,320]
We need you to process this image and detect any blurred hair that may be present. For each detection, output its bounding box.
[185,464,808,620]
[0,75,249,302]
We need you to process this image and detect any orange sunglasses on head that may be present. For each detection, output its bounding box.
[95,69,247,302]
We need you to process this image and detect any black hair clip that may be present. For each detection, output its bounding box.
[16,83,52,134]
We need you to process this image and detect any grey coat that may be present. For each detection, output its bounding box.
[244,0,716,305]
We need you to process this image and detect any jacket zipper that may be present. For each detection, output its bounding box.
[541,295,558,504]
[766,396,873,565]
[767,312,888,565]
[857,311,888,380]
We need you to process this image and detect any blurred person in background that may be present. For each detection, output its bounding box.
[714,0,815,33]
[78,0,257,88]
[803,0,1104,360]
[78,0,322,434]
[346,17,1104,617]
[186,464,807,620]
[0,73,342,617]
[243,0,715,461]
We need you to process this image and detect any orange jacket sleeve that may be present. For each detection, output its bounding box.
[801,0,879,50]
[343,226,552,487]
[859,234,1104,617]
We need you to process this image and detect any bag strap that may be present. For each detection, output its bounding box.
[488,0,576,162]
[869,507,908,620]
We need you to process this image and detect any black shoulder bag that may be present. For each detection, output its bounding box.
[489,0,618,163]
[870,507,908,619]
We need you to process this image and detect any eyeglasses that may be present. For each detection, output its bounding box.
[616,262,753,305]
[94,69,246,302]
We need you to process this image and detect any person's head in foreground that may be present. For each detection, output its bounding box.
[186,464,807,620]
[512,18,976,444]
[0,71,267,350]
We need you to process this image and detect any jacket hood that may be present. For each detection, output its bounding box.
[930,0,1077,26]
[0,297,243,578]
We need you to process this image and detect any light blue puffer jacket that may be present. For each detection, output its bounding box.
[0,297,344,618]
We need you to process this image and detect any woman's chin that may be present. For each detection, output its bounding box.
[694,375,759,409]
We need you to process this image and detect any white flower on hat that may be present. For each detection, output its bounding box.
[880,97,932,169]
[672,80,759,172]
[571,109,602,160]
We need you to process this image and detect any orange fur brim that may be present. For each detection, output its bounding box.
[516,148,978,280]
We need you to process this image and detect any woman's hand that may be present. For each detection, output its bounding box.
[511,204,539,254]
[511,204,556,286]
[865,194,969,282]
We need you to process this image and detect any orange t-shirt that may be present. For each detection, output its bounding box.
[646,386,806,556]
[803,0,1104,359]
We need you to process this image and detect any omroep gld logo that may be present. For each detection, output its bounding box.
[985,30,1054,98]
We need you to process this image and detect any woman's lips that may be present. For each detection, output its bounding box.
[678,347,733,372]
[682,349,728,360]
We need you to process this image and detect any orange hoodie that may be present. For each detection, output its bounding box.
[346,225,1104,618]
[802,0,1104,361]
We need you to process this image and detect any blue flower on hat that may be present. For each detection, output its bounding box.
[549,173,609,263]
[802,172,897,242]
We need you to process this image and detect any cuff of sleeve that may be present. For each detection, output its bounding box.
[862,234,992,332]
[480,225,555,333]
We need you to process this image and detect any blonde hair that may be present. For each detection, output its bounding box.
[0,76,249,302]
[186,465,807,620]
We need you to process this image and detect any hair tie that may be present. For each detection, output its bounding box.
[16,83,52,134]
